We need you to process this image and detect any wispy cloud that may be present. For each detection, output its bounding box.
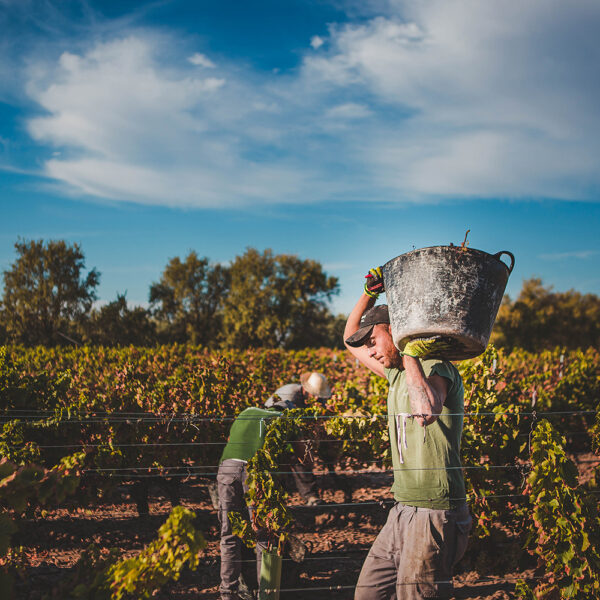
[539,250,598,260]
[301,0,600,200]
[16,0,600,207]
[325,103,372,120]
[310,35,324,50]
[322,262,355,271]
[0,163,41,176]
[0,231,111,241]
[188,53,216,68]
[25,35,326,207]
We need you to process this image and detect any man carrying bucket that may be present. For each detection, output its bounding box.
[344,268,471,600]
[217,372,331,600]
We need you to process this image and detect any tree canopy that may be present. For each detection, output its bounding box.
[149,252,230,345]
[222,248,340,349]
[491,278,600,351]
[0,241,345,348]
[83,293,155,346]
[1,239,100,345]
[7,240,596,352]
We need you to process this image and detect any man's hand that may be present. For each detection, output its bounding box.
[364,266,384,298]
[402,336,453,359]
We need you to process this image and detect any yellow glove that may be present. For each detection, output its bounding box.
[364,266,384,298]
[402,337,453,358]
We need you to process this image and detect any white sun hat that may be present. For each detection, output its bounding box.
[300,372,332,399]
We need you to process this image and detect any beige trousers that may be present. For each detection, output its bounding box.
[354,502,471,600]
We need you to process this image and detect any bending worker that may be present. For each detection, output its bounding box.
[217,371,331,600]
[344,267,471,600]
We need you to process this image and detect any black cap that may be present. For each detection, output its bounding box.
[345,305,390,347]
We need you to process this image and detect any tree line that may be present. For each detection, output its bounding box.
[490,277,600,351]
[0,240,345,348]
[1,239,598,350]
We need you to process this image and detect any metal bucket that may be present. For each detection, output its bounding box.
[382,246,514,360]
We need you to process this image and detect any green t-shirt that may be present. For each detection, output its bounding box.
[220,407,279,463]
[385,360,466,509]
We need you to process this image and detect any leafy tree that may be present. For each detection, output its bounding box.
[149,252,230,345]
[1,239,99,346]
[83,293,156,346]
[491,278,600,350]
[222,248,339,349]
[320,313,348,349]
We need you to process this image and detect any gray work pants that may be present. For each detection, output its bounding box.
[355,502,472,600]
[218,459,268,599]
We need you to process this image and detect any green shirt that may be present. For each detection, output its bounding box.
[385,360,466,509]
[220,407,279,463]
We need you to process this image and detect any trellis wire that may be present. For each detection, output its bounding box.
[193,574,550,596]
[262,574,550,594]
[226,552,367,564]
[78,463,536,474]
[1,408,597,423]
[45,494,538,510]
[6,428,595,450]
[83,470,600,481]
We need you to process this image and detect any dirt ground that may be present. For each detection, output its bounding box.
[10,458,570,600]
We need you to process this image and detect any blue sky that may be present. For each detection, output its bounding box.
[1,0,600,315]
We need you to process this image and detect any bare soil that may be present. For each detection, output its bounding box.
[10,459,573,600]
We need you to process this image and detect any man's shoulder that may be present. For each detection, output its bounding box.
[271,383,303,404]
[423,359,460,379]
[425,360,464,401]
[237,407,276,418]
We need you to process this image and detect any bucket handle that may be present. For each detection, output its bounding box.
[493,251,515,274]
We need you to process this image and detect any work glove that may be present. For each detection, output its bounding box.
[364,266,384,298]
[401,336,453,358]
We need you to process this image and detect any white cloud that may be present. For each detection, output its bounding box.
[301,0,600,200]
[188,52,216,68]
[325,103,372,120]
[310,35,324,50]
[25,36,323,207]
[21,1,600,207]
[539,250,598,260]
[28,38,226,159]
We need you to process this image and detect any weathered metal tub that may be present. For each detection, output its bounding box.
[382,246,514,360]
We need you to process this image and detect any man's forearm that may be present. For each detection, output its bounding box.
[403,356,443,426]
[344,293,376,340]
